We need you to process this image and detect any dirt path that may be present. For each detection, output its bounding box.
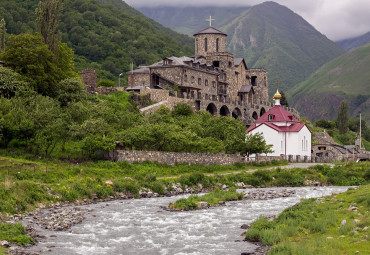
[158,163,334,179]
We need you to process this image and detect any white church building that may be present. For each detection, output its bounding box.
[247,89,311,158]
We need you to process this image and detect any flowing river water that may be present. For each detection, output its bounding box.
[27,186,350,255]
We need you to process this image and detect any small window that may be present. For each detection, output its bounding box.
[205,79,208,86]
[205,38,208,52]
[184,74,188,82]
[251,76,257,86]
[268,114,273,121]
[212,81,216,88]
[228,61,232,68]
[213,61,220,67]
[191,76,195,83]
[216,38,219,52]
[198,78,201,85]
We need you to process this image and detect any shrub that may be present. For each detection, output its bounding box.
[97,79,116,87]
[171,103,193,117]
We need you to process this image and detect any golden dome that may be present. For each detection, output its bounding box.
[273,89,282,100]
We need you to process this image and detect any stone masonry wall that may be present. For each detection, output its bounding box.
[128,73,150,87]
[80,69,98,94]
[108,150,242,166]
[195,34,227,56]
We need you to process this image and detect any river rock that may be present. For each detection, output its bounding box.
[0,240,10,248]
[240,224,249,229]
[196,202,208,209]
[243,189,296,200]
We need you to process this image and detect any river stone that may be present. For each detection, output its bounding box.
[0,241,10,248]
[196,202,208,209]
[240,224,249,229]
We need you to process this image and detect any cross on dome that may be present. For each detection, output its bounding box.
[206,16,215,27]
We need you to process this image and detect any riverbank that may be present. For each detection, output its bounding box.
[5,187,353,255]
[245,184,370,254]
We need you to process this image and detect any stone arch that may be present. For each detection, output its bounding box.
[252,111,258,120]
[232,107,242,119]
[220,105,230,117]
[260,107,266,116]
[206,103,217,115]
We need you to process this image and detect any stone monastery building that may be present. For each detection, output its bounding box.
[127,23,299,125]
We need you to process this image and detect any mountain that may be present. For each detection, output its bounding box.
[138,2,345,95]
[337,31,370,51]
[0,0,194,83]
[287,44,370,124]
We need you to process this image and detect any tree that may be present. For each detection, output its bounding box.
[35,0,63,53]
[336,100,349,134]
[280,90,289,107]
[55,77,86,107]
[0,18,6,51]
[244,132,273,157]
[0,67,28,98]
[172,103,193,117]
[0,33,56,94]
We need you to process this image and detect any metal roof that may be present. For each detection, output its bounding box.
[194,26,227,36]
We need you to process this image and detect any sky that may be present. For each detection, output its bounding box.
[124,0,370,41]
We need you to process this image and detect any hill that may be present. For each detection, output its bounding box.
[287,44,370,123]
[138,2,345,95]
[0,0,194,84]
[337,31,370,51]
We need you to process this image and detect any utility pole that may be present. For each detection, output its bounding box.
[359,112,362,150]
[131,62,134,88]
[118,73,123,87]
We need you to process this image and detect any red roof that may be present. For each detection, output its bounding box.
[247,123,307,133]
[255,105,300,124]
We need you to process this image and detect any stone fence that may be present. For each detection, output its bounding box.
[104,150,242,166]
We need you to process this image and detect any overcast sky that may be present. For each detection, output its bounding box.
[125,0,370,41]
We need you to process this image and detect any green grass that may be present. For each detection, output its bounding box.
[0,222,33,245]
[168,188,243,210]
[245,185,370,254]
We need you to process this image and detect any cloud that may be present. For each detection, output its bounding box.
[124,0,370,41]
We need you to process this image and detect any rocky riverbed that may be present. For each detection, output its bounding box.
[4,186,351,255]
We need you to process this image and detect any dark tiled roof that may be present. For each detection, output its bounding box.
[126,66,150,74]
[194,26,227,36]
[255,105,301,124]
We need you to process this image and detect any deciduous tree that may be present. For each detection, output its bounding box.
[336,100,349,134]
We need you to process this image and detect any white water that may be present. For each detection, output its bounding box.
[29,186,350,255]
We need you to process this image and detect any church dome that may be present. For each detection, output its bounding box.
[273,89,282,100]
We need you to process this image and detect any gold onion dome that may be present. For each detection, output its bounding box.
[273,89,282,100]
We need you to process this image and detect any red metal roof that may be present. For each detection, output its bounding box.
[247,122,307,133]
[255,105,300,123]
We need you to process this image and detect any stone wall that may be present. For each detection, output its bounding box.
[246,69,269,103]
[94,87,125,95]
[128,73,150,87]
[107,150,242,166]
[195,34,227,56]
[80,69,98,94]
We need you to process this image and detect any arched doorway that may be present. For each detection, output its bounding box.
[232,107,242,119]
[206,103,217,115]
[252,111,258,120]
[220,105,230,116]
[260,107,266,116]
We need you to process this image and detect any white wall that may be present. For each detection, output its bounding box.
[249,124,311,157]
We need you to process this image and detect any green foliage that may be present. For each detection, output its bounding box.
[169,188,243,210]
[0,18,5,51]
[245,185,370,254]
[55,77,86,107]
[280,90,289,107]
[97,79,116,87]
[82,135,116,157]
[171,103,193,117]
[337,100,349,134]
[244,132,273,156]
[315,119,336,129]
[35,0,63,52]
[0,67,28,98]
[0,222,33,245]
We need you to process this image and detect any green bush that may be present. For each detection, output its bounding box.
[97,79,116,87]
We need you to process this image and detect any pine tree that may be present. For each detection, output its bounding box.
[336,100,349,134]
[0,18,6,51]
[280,90,289,107]
[35,0,63,53]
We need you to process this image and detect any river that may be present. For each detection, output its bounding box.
[26,186,350,255]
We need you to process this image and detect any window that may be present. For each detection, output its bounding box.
[191,76,195,83]
[251,76,257,86]
[198,78,201,85]
[213,61,219,67]
[205,79,208,86]
[228,61,232,68]
[216,38,219,52]
[205,38,208,52]
[184,74,188,82]
[212,81,216,88]
[302,140,304,151]
[268,114,274,121]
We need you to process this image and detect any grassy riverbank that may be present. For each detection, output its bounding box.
[245,185,370,254]
[169,188,243,210]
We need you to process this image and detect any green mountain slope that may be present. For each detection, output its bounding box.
[287,44,370,123]
[337,31,370,52]
[0,0,194,83]
[138,2,345,95]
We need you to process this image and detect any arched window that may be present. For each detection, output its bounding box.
[205,79,208,86]
[191,76,195,83]
[216,38,219,52]
[205,38,208,52]
[198,78,202,85]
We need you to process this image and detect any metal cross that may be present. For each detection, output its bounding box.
[206,16,215,27]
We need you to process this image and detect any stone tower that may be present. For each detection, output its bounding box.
[194,27,227,57]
